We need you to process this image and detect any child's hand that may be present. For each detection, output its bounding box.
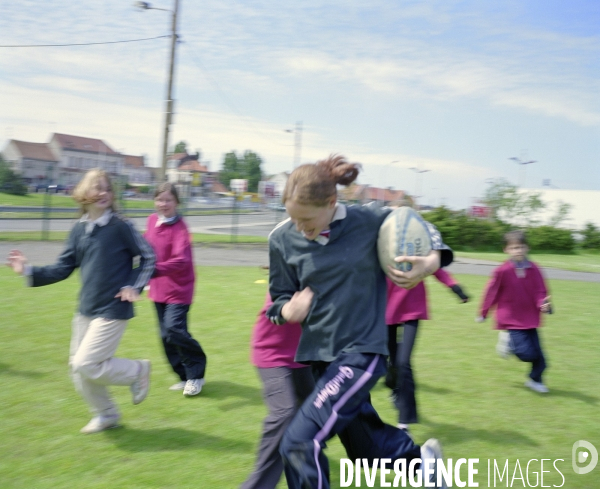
[389,251,441,289]
[541,295,552,314]
[451,284,469,303]
[7,250,27,275]
[115,286,140,302]
[282,287,314,323]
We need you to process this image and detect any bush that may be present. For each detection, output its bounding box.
[581,223,600,250]
[526,226,575,253]
[422,206,576,253]
[0,159,27,196]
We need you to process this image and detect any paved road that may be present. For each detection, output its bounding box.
[2,241,599,282]
[0,211,285,237]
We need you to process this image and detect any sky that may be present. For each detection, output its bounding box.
[1,0,598,209]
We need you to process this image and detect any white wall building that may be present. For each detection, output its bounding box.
[520,188,600,230]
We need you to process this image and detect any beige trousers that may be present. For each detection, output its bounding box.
[69,314,140,417]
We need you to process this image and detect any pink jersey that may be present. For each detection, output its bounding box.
[385,269,458,324]
[251,294,308,369]
[479,260,549,330]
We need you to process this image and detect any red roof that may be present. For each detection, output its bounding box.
[10,140,57,162]
[124,155,145,168]
[178,160,209,172]
[51,133,119,155]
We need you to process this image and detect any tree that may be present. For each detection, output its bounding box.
[548,200,572,228]
[581,223,600,250]
[219,150,263,192]
[0,157,27,195]
[173,141,187,154]
[482,178,545,226]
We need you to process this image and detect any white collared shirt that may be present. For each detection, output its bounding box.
[80,209,113,234]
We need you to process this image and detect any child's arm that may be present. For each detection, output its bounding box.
[433,268,469,303]
[478,267,503,321]
[122,221,156,295]
[17,231,79,287]
[532,264,552,314]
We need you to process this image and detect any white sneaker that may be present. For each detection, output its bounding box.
[525,379,549,393]
[80,414,120,434]
[183,378,205,396]
[169,381,186,391]
[496,331,513,358]
[130,359,151,405]
[421,438,447,489]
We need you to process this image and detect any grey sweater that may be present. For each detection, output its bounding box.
[31,214,155,320]
[267,204,452,363]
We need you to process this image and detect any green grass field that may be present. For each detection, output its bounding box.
[1,267,599,488]
[457,251,600,274]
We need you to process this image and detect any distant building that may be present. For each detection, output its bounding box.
[122,154,153,186]
[520,188,600,230]
[2,140,59,185]
[338,184,407,206]
[1,133,152,187]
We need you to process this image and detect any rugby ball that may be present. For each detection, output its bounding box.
[377,207,432,276]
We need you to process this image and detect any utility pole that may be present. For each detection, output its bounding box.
[135,0,180,183]
[285,121,303,169]
[161,0,179,183]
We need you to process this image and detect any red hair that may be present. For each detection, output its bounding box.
[282,155,361,206]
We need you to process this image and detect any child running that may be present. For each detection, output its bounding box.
[241,292,315,489]
[386,268,469,435]
[267,155,454,489]
[477,230,552,393]
[6,169,155,434]
[144,182,207,397]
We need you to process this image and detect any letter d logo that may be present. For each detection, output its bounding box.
[572,440,598,475]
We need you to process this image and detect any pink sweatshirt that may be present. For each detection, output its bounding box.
[385,269,459,324]
[251,294,307,369]
[479,260,548,330]
[144,213,195,305]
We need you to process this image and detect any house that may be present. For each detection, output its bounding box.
[122,154,153,186]
[166,152,217,196]
[2,133,151,188]
[48,133,124,186]
[339,184,408,206]
[1,140,59,185]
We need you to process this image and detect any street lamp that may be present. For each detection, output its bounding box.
[136,0,180,183]
[409,167,430,210]
[284,121,303,169]
[379,160,399,206]
[509,156,537,188]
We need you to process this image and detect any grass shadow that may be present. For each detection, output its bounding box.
[418,383,453,395]
[200,380,263,411]
[422,418,539,447]
[104,427,254,453]
[0,362,46,379]
[508,381,598,404]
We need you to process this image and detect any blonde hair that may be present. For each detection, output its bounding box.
[72,168,117,216]
[282,154,361,207]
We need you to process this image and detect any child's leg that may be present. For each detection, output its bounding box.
[528,329,547,383]
[161,303,207,381]
[385,324,399,389]
[70,315,140,415]
[394,320,419,424]
[154,302,186,381]
[509,329,547,383]
[241,367,303,489]
[279,353,420,489]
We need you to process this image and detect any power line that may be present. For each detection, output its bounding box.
[0,35,171,48]
[182,43,289,147]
